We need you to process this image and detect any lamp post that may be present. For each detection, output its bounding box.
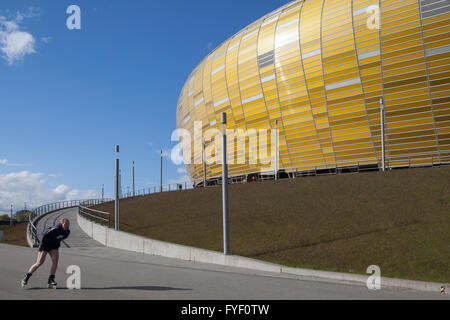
[115,145,120,231]
[221,112,230,255]
[275,120,279,180]
[203,138,207,187]
[160,150,163,192]
[132,161,135,197]
[380,98,386,172]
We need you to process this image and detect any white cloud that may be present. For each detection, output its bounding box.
[0,171,98,214]
[15,7,40,22]
[48,173,62,178]
[0,8,39,65]
[0,159,7,165]
[156,149,171,159]
[5,162,32,167]
[168,174,192,185]
[41,36,51,44]
[177,167,187,174]
[1,31,36,65]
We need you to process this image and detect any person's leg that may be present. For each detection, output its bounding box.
[22,250,47,286]
[48,250,59,283]
[28,250,47,274]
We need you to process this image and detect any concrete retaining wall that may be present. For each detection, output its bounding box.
[77,212,447,294]
[0,230,4,242]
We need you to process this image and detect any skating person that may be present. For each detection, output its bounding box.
[21,218,70,288]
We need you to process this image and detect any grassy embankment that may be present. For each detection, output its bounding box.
[93,165,448,283]
[0,223,28,247]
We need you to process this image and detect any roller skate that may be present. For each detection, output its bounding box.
[21,273,31,288]
[48,275,57,289]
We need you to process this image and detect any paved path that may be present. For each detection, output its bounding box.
[36,207,102,248]
[0,208,447,300]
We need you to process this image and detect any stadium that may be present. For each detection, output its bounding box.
[176,0,450,186]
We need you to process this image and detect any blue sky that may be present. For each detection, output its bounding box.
[0,0,289,214]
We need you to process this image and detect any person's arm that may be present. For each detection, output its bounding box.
[61,230,70,240]
[42,227,55,240]
[41,224,61,241]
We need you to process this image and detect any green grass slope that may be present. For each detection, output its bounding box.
[93,166,450,283]
[1,223,28,247]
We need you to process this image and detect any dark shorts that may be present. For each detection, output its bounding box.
[38,244,59,252]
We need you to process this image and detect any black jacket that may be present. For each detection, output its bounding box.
[41,223,70,248]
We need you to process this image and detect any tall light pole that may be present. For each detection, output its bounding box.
[101,184,104,202]
[132,161,135,197]
[221,112,230,255]
[275,120,279,180]
[10,204,13,226]
[119,169,122,198]
[203,138,207,187]
[160,150,163,192]
[380,98,386,172]
[115,145,120,231]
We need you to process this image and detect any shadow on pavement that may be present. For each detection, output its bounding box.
[27,286,192,291]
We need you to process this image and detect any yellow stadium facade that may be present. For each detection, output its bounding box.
[176,0,450,186]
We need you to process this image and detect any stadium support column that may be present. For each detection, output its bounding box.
[115,145,120,231]
[221,112,230,255]
[380,98,386,172]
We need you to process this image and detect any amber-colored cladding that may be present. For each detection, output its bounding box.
[176,0,450,185]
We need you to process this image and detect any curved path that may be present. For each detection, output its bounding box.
[0,208,447,300]
[36,207,101,248]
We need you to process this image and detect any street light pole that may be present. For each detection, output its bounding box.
[10,204,13,226]
[203,138,207,187]
[132,161,135,197]
[221,112,230,255]
[275,120,279,180]
[380,98,386,172]
[115,145,120,231]
[160,150,163,192]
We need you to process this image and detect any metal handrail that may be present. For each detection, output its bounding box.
[119,181,193,199]
[79,206,111,228]
[28,198,113,246]
[195,151,450,187]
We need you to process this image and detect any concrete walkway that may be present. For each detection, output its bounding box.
[36,207,102,248]
[1,208,445,300]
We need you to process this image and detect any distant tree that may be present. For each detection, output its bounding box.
[15,210,32,221]
[0,214,10,221]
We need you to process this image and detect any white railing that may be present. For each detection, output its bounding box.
[119,182,193,199]
[28,198,113,246]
